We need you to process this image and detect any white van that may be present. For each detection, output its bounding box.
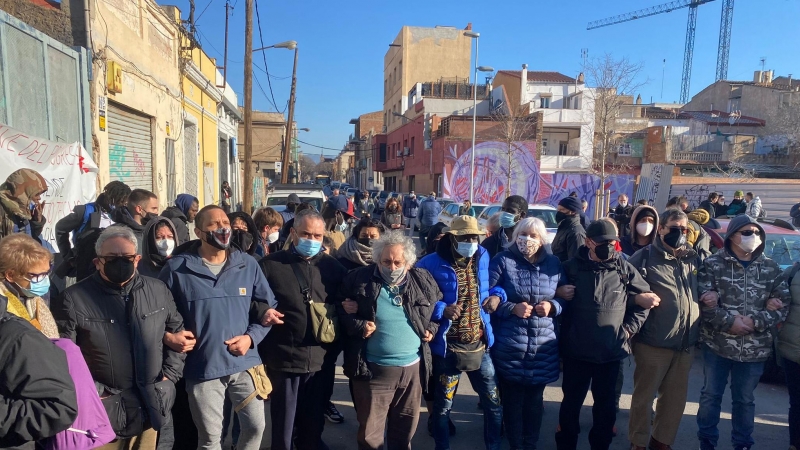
[265,183,326,212]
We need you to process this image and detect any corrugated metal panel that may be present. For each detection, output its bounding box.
[108,103,153,190]
[165,138,177,202]
[669,182,798,220]
[183,123,198,197]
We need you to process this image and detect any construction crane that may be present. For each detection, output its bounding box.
[587,0,735,103]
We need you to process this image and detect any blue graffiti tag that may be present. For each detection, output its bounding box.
[109,143,130,179]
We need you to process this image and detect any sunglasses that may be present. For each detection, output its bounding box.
[98,255,137,263]
[668,226,689,234]
[739,230,759,237]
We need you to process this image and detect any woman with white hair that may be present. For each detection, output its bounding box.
[338,231,442,450]
[488,217,567,450]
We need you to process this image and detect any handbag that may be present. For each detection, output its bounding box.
[235,365,273,413]
[290,263,339,344]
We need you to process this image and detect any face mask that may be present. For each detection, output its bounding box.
[455,241,478,258]
[156,239,175,257]
[231,229,254,252]
[498,211,518,229]
[593,242,615,261]
[516,236,540,257]
[737,233,762,253]
[357,237,373,247]
[336,221,348,233]
[662,228,687,249]
[266,231,280,243]
[555,211,569,224]
[379,265,406,286]
[103,257,135,285]
[18,277,50,298]
[295,237,322,258]
[619,202,628,208]
[636,222,654,237]
[204,227,231,250]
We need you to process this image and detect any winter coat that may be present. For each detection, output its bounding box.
[551,215,586,263]
[161,206,191,245]
[327,194,349,213]
[0,296,77,449]
[57,273,185,436]
[698,215,791,363]
[745,196,763,218]
[620,205,659,257]
[488,245,565,386]
[111,207,146,254]
[458,206,476,217]
[628,238,700,351]
[560,246,651,363]
[415,239,494,357]
[338,265,440,391]
[380,209,403,230]
[402,196,419,218]
[258,247,347,373]
[726,199,746,216]
[418,198,442,228]
[139,216,179,279]
[699,200,717,219]
[481,228,511,260]
[159,242,276,380]
[54,203,103,256]
[778,264,800,364]
[0,169,47,241]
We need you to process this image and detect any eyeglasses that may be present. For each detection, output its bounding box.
[98,255,137,263]
[455,235,479,243]
[739,230,759,237]
[25,270,52,283]
[669,226,689,234]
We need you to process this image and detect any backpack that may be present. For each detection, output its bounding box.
[71,203,97,246]
[42,339,116,450]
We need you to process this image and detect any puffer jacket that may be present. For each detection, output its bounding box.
[698,214,791,362]
[551,215,586,262]
[416,238,494,357]
[745,196,763,218]
[779,263,800,363]
[418,198,442,228]
[488,245,565,386]
[628,237,700,351]
[338,265,440,391]
[620,205,659,257]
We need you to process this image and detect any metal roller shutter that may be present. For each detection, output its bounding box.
[108,103,153,190]
[184,123,198,197]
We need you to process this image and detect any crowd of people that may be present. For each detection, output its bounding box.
[0,168,799,450]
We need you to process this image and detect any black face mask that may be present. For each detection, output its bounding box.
[555,211,569,224]
[231,229,254,253]
[103,258,135,285]
[357,237,372,247]
[594,243,615,261]
[662,228,687,249]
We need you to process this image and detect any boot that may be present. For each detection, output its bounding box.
[648,437,672,450]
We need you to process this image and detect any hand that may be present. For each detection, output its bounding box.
[482,296,501,314]
[163,330,196,353]
[422,330,433,342]
[363,321,376,338]
[31,201,45,221]
[512,302,534,319]
[443,304,462,320]
[766,298,784,311]
[342,299,359,314]
[224,335,253,356]
[556,285,575,301]
[700,291,719,308]
[261,309,285,326]
[635,292,661,309]
[728,316,753,336]
[740,315,755,330]
[535,301,553,317]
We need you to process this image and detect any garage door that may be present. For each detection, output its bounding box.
[108,103,153,190]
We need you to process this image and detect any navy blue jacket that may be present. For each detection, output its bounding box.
[327,194,349,213]
[402,196,419,218]
[488,245,566,386]
[159,242,276,380]
[418,198,442,228]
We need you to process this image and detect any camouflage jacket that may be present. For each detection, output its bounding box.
[698,248,791,362]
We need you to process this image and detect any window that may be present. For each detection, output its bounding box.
[410,137,415,155]
[558,142,568,156]
[540,97,550,109]
[542,138,548,154]
[379,143,387,162]
[408,175,415,192]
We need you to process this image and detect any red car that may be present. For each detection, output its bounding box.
[703,217,800,270]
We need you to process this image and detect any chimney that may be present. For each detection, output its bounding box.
[754,70,763,84]
[520,64,528,106]
[465,23,472,31]
[765,70,774,86]
[636,94,642,104]
[577,72,585,84]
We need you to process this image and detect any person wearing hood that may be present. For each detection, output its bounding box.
[139,216,179,279]
[337,217,386,272]
[0,168,48,240]
[620,205,659,257]
[552,196,587,263]
[322,206,352,253]
[112,189,159,254]
[229,212,261,258]
[726,190,747,216]
[627,209,701,450]
[253,207,284,256]
[481,195,528,259]
[279,193,302,226]
[696,214,791,450]
[744,192,763,218]
[668,197,712,262]
[162,194,199,245]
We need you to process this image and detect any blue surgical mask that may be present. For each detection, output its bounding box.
[498,211,518,229]
[19,277,50,298]
[455,242,478,258]
[296,237,322,258]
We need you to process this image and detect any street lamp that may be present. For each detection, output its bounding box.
[253,40,297,52]
[466,31,494,203]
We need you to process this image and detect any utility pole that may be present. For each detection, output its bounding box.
[242,0,253,213]
[281,47,298,183]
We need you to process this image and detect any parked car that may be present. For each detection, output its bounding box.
[477,203,559,243]
[265,183,326,212]
[346,188,358,199]
[438,202,488,226]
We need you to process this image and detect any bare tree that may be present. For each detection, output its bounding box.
[299,155,316,180]
[490,105,541,198]
[764,96,800,168]
[315,161,333,177]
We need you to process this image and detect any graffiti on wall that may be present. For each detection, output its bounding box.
[442,142,636,218]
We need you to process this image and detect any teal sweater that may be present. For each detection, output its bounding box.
[366,286,420,366]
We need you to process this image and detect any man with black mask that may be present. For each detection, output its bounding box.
[481,194,527,259]
[552,196,587,263]
[279,193,302,225]
[229,212,260,258]
[112,189,159,254]
[556,219,654,450]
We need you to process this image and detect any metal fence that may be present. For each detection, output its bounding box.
[0,10,91,149]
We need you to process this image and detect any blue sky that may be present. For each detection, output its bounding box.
[173,0,800,157]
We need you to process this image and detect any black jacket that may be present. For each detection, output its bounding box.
[560,246,651,363]
[481,227,511,260]
[258,248,347,373]
[139,217,179,279]
[698,200,717,219]
[57,273,185,436]
[337,265,440,392]
[54,203,104,278]
[337,256,365,272]
[551,215,586,263]
[0,296,78,449]
[111,207,146,253]
[161,206,191,245]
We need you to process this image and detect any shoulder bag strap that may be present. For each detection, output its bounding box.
[289,263,312,303]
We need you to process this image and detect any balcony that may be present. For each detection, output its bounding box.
[528,107,586,125]
[670,151,724,162]
[540,155,590,171]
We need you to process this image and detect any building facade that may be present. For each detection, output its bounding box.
[217,70,242,208]
[238,110,287,185]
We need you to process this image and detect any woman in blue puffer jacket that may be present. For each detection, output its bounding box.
[488,217,567,450]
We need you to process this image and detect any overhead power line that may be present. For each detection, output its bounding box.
[254,0,285,114]
[296,139,346,154]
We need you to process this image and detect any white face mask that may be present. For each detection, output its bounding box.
[619,202,628,207]
[156,239,175,257]
[636,222,654,237]
[737,233,762,253]
[266,231,280,243]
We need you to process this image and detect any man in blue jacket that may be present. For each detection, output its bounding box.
[159,205,282,450]
[326,188,349,214]
[416,215,502,450]
[402,191,420,237]
[418,192,443,250]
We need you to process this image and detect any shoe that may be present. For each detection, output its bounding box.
[631,445,646,450]
[648,437,672,450]
[324,402,344,424]
[698,439,715,450]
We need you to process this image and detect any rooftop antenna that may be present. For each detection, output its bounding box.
[581,48,588,69]
[661,58,666,101]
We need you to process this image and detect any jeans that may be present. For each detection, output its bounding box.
[555,357,621,450]
[432,350,503,450]
[405,216,419,236]
[419,226,431,251]
[500,379,545,450]
[696,346,765,449]
[785,358,800,448]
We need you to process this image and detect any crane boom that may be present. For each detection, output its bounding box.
[587,0,715,30]
[680,4,699,103]
[716,0,735,80]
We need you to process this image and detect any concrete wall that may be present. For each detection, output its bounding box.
[493,72,522,109]
[0,0,85,47]
[238,111,285,183]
